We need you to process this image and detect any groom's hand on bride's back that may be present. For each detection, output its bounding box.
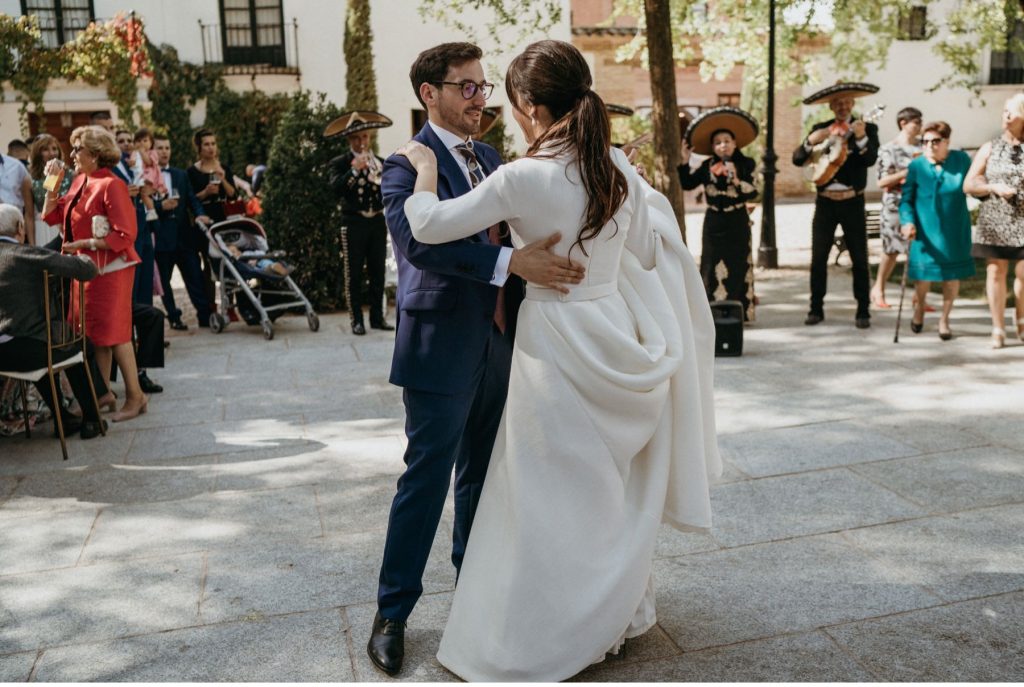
[508,233,585,295]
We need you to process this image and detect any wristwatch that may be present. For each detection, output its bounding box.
[89,238,97,250]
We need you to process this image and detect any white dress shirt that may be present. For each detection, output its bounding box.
[427,121,512,287]
[0,155,28,212]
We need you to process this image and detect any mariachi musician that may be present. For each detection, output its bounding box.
[327,111,395,335]
[792,81,880,329]
[680,106,760,322]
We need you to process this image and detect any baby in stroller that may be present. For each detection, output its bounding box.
[222,229,294,278]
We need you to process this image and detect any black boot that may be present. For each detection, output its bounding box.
[366,612,405,676]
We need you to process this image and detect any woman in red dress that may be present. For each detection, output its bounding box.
[42,126,148,422]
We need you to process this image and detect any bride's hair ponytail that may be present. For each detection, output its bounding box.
[505,40,628,257]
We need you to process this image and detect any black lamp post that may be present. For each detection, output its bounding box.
[758,0,779,269]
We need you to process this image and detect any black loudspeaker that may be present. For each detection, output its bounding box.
[709,300,743,357]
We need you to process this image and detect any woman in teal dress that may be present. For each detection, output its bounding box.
[899,121,975,340]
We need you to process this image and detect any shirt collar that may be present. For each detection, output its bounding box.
[428,120,473,152]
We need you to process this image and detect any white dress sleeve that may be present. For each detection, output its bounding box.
[404,166,519,245]
[615,149,657,270]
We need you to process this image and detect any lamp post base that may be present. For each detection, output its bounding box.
[757,246,778,269]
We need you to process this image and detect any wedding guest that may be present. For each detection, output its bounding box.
[871,106,921,308]
[41,125,148,421]
[0,204,108,439]
[964,93,1024,349]
[111,129,155,306]
[89,111,115,133]
[187,129,237,314]
[28,134,74,246]
[7,140,30,166]
[899,121,974,340]
[1,141,34,245]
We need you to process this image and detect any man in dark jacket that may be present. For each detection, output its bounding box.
[792,82,881,329]
[0,204,107,438]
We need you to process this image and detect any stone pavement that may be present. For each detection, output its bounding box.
[2,206,1024,681]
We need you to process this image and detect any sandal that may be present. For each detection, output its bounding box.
[992,328,1006,349]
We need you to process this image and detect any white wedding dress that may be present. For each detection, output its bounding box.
[404,147,721,682]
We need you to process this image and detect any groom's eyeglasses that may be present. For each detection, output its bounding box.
[434,80,495,100]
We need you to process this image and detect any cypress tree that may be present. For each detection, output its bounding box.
[344,0,378,111]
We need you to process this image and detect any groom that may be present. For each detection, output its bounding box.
[368,42,585,675]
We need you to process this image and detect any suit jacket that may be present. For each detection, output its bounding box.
[43,167,141,265]
[382,122,524,395]
[792,118,880,190]
[154,166,206,252]
[0,239,98,342]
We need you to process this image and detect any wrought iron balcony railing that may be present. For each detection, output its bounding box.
[198,19,300,76]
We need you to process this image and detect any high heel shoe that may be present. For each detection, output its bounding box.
[910,319,923,334]
[938,324,953,341]
[97,392,117,413]
[111,397,148,423]
[992,328,1006,349]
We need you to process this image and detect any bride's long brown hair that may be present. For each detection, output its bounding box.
[505,40,628,257]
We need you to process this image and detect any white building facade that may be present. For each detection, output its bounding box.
[0,0,571,155]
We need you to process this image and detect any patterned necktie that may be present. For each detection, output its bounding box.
[455,141,506,334]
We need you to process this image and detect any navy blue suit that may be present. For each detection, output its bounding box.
[376,123,523,621]
[112,160,155,305]
[153,167,211,324]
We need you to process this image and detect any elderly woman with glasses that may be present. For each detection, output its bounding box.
[899,121,975,341]
[964,94,1024,348]
[41,126,148,421]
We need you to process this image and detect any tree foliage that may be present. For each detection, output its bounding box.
[417,0,563,56]
[344,0,378,111]
[260,92,350,310]
[146,43,222,168]
[204,85,291,172]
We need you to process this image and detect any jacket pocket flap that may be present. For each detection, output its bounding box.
[402,289,457,311]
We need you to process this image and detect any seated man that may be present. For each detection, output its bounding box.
[0,204,108,439]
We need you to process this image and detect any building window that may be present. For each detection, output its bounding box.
[897,6,928,41]
[717,93,741,107]
[20,0,94,49]
[219,0,286,67]
[991,20,1024,85]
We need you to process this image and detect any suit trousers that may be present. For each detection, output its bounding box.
[377,324,513,621]
[0,337,107,422]
[132,220,156,306]
[342,214,387,325]
[133,302,165,369]
[700,211,752,315]
[809,195,870,316]
[155,249,210,324]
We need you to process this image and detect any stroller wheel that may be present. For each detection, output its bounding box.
[262,321,274,340]
[209,313,228,334]
[307,313,320,332]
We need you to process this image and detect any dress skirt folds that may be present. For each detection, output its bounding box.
[403,148,721,682]
[77,266,135,346]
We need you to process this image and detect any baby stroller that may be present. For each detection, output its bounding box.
[203,217,319,340]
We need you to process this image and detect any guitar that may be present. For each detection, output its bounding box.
[807,104,885,186]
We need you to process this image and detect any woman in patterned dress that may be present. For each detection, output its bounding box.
[28,134,75,247]
[871,107,921,308]
[964,94,1024,348]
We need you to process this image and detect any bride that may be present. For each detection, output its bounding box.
[397,39,721,681]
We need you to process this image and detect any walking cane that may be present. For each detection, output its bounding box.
[893,237,912,343]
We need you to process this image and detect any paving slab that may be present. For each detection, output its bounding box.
[709,468,925,548]
[0,650,36,680]
[0,476,17,503]
[654,524,720,559]
[33,608,352,681]
[826,591,1024,681]
[125,417,309,463]
[80,485,321,563]
[221,383,386,422]
[846,411,990,455]
[1,458,218,514]
[316,474,407,536]
[841,503,1024,602]
[0,553,202,653]
[713,393,877,436]
[574,629,876,682]
[0,427,135,477]
[719,419,920,477]
[850,445,1024,513]
[0,506,97,576]
[653,534,940,651]
[200,524,456,625]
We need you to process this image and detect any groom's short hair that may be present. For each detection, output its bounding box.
[410,42,483,108]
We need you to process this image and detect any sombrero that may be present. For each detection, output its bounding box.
[606,103,634,117]
[479,107,501,136]
[324,111,393,138]
[802,81,879,106]
[685,106,759,155]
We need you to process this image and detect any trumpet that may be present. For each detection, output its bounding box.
[364,151,383,185]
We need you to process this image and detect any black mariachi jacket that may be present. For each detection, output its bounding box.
[327,151,385,217]
[792,118,880,190]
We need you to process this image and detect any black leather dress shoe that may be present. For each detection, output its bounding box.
[352,322,366,336]
[370,320,395,331]
[367,612,405,676]
[80,419,107,440]
[54,414,82,437]
[855,317,871,329]
[804,312,824,326]
[138,371,164,394]
[910,320,923,334]
[169,319,188,331]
